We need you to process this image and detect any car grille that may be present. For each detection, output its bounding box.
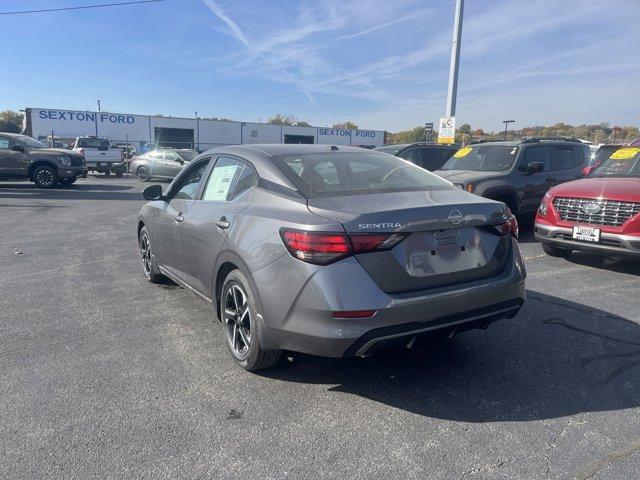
[553,197,640,227]
[70,156,84,167]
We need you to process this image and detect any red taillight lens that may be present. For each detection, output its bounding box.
[280,229,407,265]
[496,214,519,237]
[349,233,407,253]
[281,230,351,265]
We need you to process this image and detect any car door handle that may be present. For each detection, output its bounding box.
[215,217,230,229]
[175,213,184,223]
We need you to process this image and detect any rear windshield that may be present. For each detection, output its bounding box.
[374,145,405,155]
[591,148,640,177]
[177,150,197,161]
[77,137,110,149]
[271,152,452,197]
[440,145,518,171]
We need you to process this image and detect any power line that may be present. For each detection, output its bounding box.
[0,0,165,16]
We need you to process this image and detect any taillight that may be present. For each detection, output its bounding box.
[280,229,407,265]
[80,148,85,156]
[349,233,407,253]
[491,212,518,238]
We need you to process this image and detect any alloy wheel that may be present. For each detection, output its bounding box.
[139,233,152,277]
[223,284,251,357]
[36,169,54,186]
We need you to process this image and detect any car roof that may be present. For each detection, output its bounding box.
[0,132,27,138]
[207,144,370,156]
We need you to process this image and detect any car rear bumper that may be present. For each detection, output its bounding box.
[254,238,526,357]
[534,224,640,258]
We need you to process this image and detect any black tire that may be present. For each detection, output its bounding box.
[138,226,164,283]
[137,167,150,182]
[115,170,123,178]
[32,165,59,189]
[59,176,78,186]
[542,242,572,258]
[104,169,111,176]
[221,270,282,371]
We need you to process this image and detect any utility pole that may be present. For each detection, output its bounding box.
[445,0,464,117]
[97,100,101,112]
[503,120,515,140]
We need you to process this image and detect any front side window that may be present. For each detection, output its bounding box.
[422,148,457,171]
[523,146,551,172]
[201,157,244,201]
[15,135,46,148]
[272,151,451,197]
[440,145,518,172]
[173,159,211,200]
[0,138,9,149]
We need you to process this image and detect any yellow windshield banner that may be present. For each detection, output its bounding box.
[610,147,640,160]
[454,147,472,158]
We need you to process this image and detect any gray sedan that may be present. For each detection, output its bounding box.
[137,145,526,371]
[129,149,198,181]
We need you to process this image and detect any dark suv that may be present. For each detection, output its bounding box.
[374,142,459,171]
[436,138,590,217]
[0,133,86,188]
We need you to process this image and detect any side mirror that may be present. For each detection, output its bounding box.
[525,162,544,174]
[11,144,25,152]
[582,166,594,177]
[142,184,164,201]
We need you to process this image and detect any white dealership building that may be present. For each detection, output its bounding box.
[24,107,386,150]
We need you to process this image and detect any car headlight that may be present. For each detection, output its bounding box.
[58,156,71,166]
[538,202,548,216]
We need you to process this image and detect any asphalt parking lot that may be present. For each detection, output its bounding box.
[1,176,640,480]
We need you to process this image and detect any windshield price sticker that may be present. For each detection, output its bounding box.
[454,147,472,158]
[610,147,640,160]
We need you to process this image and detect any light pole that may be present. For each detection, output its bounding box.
[195,111,199,150]
[97,100,101,112]
[503,120,515,140]
[445,0,464,117]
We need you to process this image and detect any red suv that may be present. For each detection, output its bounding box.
[535,147,640,258]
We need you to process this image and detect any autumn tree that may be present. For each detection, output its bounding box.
[0,110,24,133]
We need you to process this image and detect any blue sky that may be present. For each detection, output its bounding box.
[1,0,639,131]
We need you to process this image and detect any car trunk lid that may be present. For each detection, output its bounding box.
[307,190,513,294]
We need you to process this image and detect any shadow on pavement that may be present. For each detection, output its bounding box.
[260,291,640,422]
[565,253,640,276]
[0,181,143,201]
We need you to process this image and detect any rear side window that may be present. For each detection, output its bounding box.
[554,146,576,170]
[272,152,451,197]
[523,146,551,171]
[424,147,456,171]
[232,165,258,200]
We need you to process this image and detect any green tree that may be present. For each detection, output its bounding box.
[295,121,311,127]
[268,114,298,126]
[332,121,359,130]
[0,110,24,133]
[457,123,471,135]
